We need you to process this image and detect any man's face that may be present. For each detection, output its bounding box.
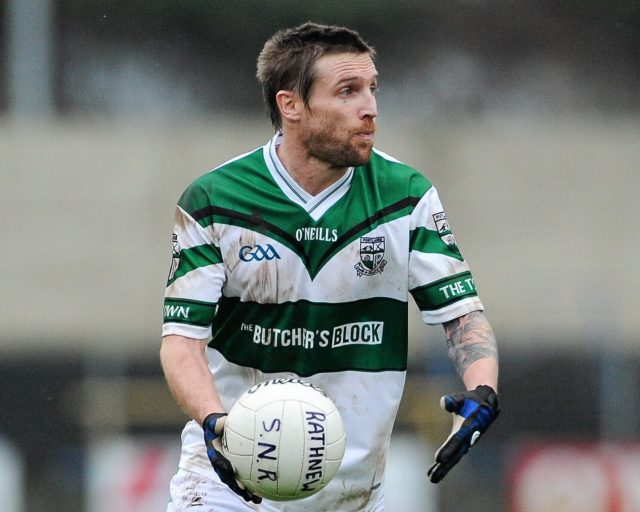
[300,52,378,169]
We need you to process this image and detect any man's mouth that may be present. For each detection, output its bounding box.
[355,131,375,142]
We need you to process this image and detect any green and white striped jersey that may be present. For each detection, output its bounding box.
[162,133,483,511]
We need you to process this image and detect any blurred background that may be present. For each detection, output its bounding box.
[1,1,639,510]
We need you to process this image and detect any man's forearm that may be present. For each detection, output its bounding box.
[443,311,499,390]
[160,335,225,424]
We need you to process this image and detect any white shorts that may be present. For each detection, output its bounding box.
[166,469,262,512]
[166,468,386,512]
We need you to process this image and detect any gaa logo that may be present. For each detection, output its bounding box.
[354,236,387,277]
[239,244,281,262]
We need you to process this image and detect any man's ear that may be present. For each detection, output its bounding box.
[275,90,302,123]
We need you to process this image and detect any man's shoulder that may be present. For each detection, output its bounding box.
[178,146,265,211]
[197,146,264,185]
[366,147,433,196]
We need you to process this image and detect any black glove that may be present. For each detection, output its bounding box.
[427,385,500,483]
[202,413,262,503]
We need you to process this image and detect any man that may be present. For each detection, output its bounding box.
[161,22,499,512]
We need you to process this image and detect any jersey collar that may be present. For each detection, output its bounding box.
[263,132,354,221]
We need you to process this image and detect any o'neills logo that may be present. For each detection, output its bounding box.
[246,378,326,397]
[354,236,387,277]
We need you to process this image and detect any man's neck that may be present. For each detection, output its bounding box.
[275,136,348,196]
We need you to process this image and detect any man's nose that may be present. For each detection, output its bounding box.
[360,89,378,120]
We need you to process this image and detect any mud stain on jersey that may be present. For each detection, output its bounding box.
[250,255,278,303]
[181,472,207,509]
[224,230,256,276]
[368,418,392,495]
[330,241,367,298]
[334,486,374,511]
[235,238,280,303]
[222,226,300,304]
[187,494,204,508]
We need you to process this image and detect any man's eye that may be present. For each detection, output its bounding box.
[370,85,379,94]
[340,87,353,96]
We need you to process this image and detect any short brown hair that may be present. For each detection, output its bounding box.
[256,22,375,130]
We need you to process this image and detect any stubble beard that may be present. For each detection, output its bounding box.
[304,122,374,169]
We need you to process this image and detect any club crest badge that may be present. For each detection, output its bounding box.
[354,236,387,277]
[168,233,181,281]
[433,212,457,246]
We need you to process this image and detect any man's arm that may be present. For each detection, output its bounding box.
[443,310,499,390]
[160,335,225,424]
[160,335,262,503]
[428,310,500,483]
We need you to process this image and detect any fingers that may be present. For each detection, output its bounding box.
[428,446,465,483]
[429,423,489,483]
[231,477,262,503]
[213,456,262,503]
[228,477,262,504]
[203,414,262,504]
[203,412,228,436]
[427,461,443,483]
[434,413,465,458]
[213,415,226,436]
[440,393,465,413]
[212,437,224,452]
[430,386,500,484]
[428,460,448,483]
[436,432,469,463]
[440,386,500,417]
[227,476,262,503]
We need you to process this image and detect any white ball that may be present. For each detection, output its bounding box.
[222,378,346,501]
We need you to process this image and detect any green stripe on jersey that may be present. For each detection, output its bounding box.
[411,271,478,311]
[163,297,216,326]
[209,297,408,376]
[168,244,223,286]
[178,151,432,279]
[410,226,463,261]
[193,197,416,278]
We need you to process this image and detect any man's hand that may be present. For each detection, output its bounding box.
[428,385,500,483]
[203,413,262,503]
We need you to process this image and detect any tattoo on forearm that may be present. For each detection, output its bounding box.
[443,311,499,378]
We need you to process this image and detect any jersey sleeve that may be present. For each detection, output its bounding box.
[408,184,484,325]
[162,182,226,340]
